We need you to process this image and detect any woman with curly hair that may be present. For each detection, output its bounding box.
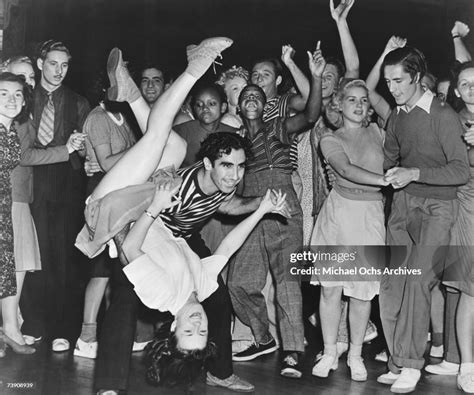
[216,65,249,128]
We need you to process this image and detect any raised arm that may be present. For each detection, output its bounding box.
[330,0,359,78]
[281,44,310,112]
[285,42,325,134]
[366,36,406,124]
[451,21,472,63]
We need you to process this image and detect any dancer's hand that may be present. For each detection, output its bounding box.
[66,131,86,153]
[257,189,288,217]
[84,156,102,177]
[384,167,420,189]
[148,180,181,213]
[464,130,474,146]
[325,162,337,188]
[464,122,474,146]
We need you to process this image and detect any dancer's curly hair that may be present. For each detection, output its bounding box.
[215,65,249,86]
[145,319,217,388]
[198,131,253,164]
[325,78,372,130]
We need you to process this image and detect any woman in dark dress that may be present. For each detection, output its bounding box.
[0,72,31,357]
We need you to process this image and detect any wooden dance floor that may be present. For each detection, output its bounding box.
[0,340,463,395]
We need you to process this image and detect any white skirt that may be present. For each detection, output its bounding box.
[12,202,41,271]
[310,189,384,301]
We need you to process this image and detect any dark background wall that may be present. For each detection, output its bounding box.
[17,0,474,103]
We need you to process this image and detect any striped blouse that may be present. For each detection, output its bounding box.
[160,162,234,239]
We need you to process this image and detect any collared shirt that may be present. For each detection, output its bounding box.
[396,90,433,114]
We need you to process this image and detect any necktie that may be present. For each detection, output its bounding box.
[38,92,55,146]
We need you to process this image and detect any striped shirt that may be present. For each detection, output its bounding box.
[263,92,293,122]
[246,117,293,174]
[160,162,234,239]
[263,92,298,170]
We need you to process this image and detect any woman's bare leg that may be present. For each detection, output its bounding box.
[2,271,27,344]
[92,38,232,201]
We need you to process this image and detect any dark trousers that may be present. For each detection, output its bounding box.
[188,232,233,379]
[95,232,233,390]
[20,198,87,342]
[95,259,140,390]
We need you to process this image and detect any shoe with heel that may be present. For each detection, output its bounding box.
[2,333,35,354]
[186,37,233,78]
[106,48,141,103]
[312,353,338,378]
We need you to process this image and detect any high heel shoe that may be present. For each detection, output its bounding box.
[3,333,35,354]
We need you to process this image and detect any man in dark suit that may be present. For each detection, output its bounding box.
[20,40,91,352]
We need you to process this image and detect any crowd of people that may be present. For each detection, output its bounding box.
[0,0,473,394]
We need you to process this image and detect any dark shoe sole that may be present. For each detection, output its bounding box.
[232,345,278,362]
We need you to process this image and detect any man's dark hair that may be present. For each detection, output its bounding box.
[145,320,217,388]
[190,83,227,107]
[38,40,72,61]
[138,63,166,83]
[382,46,427,83]
[238,84,267,106]
[0,72,32,124]
[198,132,252,164]
[251,58,284,78]
[325,56,346,80]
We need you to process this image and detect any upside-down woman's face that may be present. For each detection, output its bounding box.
[172,301,209,351]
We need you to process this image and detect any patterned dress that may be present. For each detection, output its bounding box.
[0,123,20,298]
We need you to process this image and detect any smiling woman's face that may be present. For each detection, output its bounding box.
[172,301,208,351]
